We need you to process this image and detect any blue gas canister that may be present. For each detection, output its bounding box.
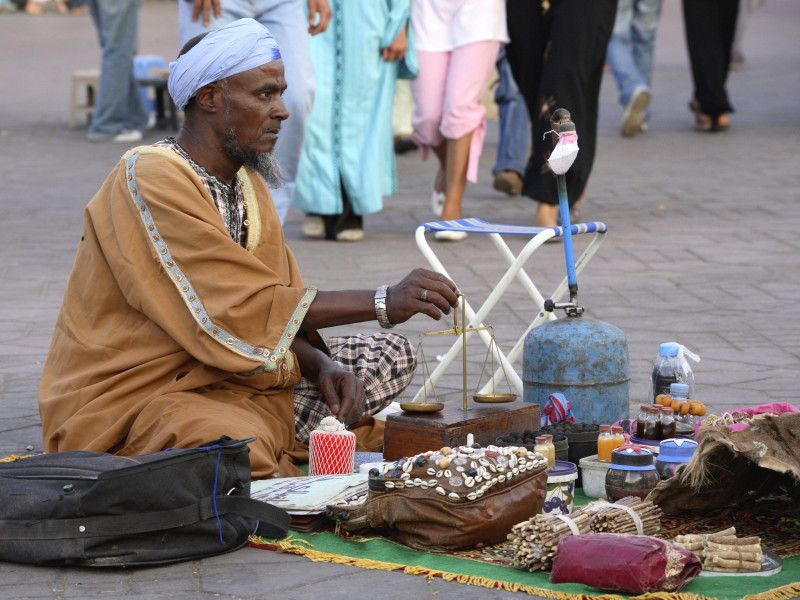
[523,318,630,424]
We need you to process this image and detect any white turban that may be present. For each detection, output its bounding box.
[168,18,282,110]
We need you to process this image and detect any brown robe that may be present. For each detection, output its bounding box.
[39,146,318,477]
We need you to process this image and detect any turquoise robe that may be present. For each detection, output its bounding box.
[294,0,416,216]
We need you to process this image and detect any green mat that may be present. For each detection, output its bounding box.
[251,490,800,599]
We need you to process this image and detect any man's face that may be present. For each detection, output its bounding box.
[219,60,289,156]
[217,60,288,185]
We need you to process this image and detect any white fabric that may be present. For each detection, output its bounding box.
[411,0,508,52]
[168,18,282,109]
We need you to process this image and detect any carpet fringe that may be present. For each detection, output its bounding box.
[744,582,800,600]
[249,535,716,600]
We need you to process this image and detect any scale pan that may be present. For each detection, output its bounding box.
[473,393,517,404]
[399,401,444,413]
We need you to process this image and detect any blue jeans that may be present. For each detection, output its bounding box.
[179,0,315,224]
[87,0,148,137]
[606,0,662,109]
[492,46,529,177]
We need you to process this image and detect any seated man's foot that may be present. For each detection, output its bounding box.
[493,170,523,197]
[301,215,325,239]
[620,85,651,138]
[86,129,143,144]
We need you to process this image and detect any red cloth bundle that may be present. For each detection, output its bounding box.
[550,533,701,594]
[308,417,355,476]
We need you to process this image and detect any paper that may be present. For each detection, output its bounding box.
[250,473,368,514]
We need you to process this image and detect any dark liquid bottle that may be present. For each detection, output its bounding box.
[652,343,681,401]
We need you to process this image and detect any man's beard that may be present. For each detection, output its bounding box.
[221,127,284,189]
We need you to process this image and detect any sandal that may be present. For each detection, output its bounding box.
[689,99,730,133]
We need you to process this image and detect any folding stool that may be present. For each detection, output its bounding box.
[412,217,607,402]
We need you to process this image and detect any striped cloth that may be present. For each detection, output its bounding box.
[293,333,416,444]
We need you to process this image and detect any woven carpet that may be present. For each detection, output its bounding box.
[250,491,800,600]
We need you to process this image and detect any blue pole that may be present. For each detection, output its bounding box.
[556,174,578,294]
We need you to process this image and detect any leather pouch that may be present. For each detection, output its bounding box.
[330,444,548,551]
[550,533,702,594]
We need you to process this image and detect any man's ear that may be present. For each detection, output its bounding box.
[194,83,223,114]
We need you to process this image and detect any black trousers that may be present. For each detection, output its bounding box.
[683,0,739,117]
[506,0,616,207]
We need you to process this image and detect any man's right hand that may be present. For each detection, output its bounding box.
[386,268,459,326]
[191,0,221,26]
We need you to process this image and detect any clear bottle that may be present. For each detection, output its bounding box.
[652,343,681,401]
[611,425,625,450]
[597,425,614,462]
[534,434,556,469]
[670,382,691,422]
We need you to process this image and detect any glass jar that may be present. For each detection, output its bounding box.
[605,446,660,501]
[642,406,660,440]
[534,434,556,469]
[659,406,677,440]
[635,405,650,438]
[597,425,614,462]
[611,425,625,450]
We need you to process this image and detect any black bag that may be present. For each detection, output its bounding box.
[0,437,290,566]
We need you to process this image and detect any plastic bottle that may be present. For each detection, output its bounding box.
[597,425,614,462]
[652,343,681,401]
[675,344,700,398]
[669,383,692,421]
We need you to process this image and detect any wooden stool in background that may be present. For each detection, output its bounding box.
[69,69,100,128]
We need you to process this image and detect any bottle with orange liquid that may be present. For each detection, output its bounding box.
[597,425,616,462]
[611,424,626,450]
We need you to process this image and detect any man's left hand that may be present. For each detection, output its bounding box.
[382,28,408,62]
[307,0,332,35]
[318,364,366,427]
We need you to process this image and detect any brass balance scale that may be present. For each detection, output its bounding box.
[398,296,517,414]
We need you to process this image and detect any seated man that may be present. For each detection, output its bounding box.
[39,19,458,478]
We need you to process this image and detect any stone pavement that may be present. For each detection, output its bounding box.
[0,1,798,598]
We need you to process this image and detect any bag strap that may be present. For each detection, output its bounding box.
[0,495,290,541]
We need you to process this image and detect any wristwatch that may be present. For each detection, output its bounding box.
[374,285,394,329]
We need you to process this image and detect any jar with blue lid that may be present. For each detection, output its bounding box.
[656,438,698,479]
[605,445,660,501]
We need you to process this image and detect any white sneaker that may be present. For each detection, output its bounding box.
[336,228,364,242]
[301,215,325,239]
[434,230,467,242]
[431,189,445,217]
[87,129,143,143]
[112,130,143,143]
[620,86,651,138]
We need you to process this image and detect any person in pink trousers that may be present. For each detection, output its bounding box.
[411,0,507,241]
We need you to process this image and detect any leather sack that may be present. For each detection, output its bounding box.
[331,444,548,551]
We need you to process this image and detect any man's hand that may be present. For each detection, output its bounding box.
[318,364,366,426]
[382,27,408,62]
[191,0,221,26]
[307,0,332,35]
[386,268,459,326]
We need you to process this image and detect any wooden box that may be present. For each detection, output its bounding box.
[383,401,540,460]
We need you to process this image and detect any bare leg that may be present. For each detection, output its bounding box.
[535,202,559,228]
[440,132,473,220]
[432,141,446,193]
